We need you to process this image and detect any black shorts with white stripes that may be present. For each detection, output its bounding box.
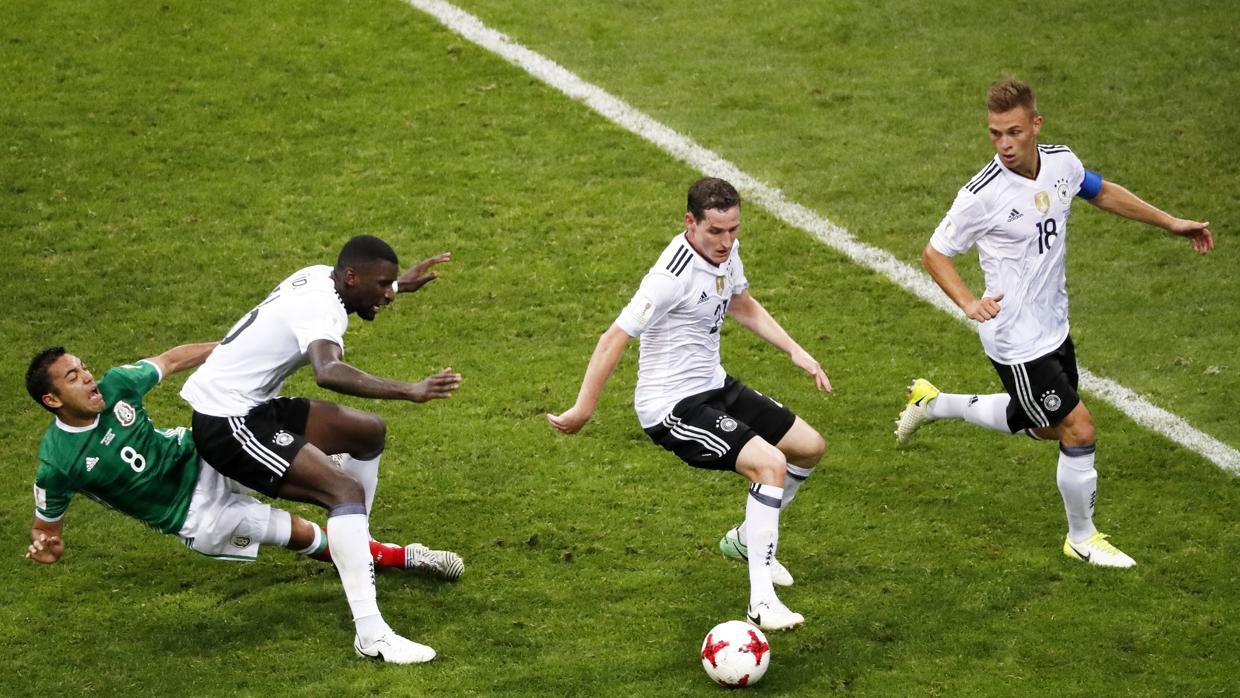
[190,397,312,497]
[643,375,797,472]
[991,335,1081,432]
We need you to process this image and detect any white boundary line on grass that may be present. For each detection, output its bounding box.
[406,0,1240,475]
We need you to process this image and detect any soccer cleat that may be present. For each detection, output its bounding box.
[894,378,941,444]
[746,598,804,631]
[719,528,793,587]
[354,631,437,664]
[405,543,465,581]
[1062,532,1136,568]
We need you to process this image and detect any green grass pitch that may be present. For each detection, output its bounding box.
[2,1,1237,695]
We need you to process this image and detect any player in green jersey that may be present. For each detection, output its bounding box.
[25,344,463,579]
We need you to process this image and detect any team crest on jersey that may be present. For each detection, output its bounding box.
[1034,191,1051,213]
[716,276,725,294]
[113,401,136,427]
[1055,178,1072,204]
[1041,390,1062,412]
[716,416,738,433]
[232,536,251,548]
[272,431,295,447]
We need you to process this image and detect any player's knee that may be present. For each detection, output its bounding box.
[355,412,387,458]
[754,450,788,487]
[805,430,826,463]
[323,471,366,507]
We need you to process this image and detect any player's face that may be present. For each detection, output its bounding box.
[685,206,741,266]
[44,354,105,418]
[988,106,1043,178]
[343,259,400,321]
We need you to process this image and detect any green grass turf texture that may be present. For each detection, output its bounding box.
[1,1,1236,695]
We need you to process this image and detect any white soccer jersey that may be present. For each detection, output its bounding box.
[930,145,1088,364]
[181,265,348,416]
[615,233,749,427]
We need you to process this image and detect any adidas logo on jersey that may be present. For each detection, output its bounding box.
[1006,208,1023,222]
[85,457,99,471]
[697,290,711,304]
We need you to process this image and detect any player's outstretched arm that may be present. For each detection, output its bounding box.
[307,339,462,402]
[26,519,65,565]
[145,341,219,378]
[922,243,1005,322]
[547,324,632,434]
[395,252,452,294]
[727,291,832,392]
[1088,181,1214,255]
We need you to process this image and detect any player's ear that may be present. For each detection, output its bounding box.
[684,211,697,231]
[41,392,62,411]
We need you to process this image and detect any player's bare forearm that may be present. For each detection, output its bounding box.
[923,244,1003,322]
[727,292,796,354]
[306,339,459,402]
[148,342,219,377]
[1089,181,1213,254]
[27,519,65,564]
[547,324,630,434]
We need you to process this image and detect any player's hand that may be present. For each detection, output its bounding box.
[964,293,1004,323]
[547,405,592,434]
[26,532,64,564]
[1168,219,1213,255]
[398,252,452,293]
[407,367,462,402]
[790,347,832,393]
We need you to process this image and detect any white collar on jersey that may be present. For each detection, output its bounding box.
[54,416,100,433]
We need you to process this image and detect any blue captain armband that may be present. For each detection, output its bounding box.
[1077,169,1103,199]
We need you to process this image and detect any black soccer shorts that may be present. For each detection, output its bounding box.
[190,397,312,497]
[643,375,797,472]
[990,335,1081,432]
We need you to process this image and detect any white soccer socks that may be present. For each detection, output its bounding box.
[339,454,382,515]
[781,464,812,509]
[744,483,783,606]
[929,392,1013,433]
[326,505,388,644]
[1057,443,1099,543]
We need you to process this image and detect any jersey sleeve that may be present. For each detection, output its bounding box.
[930,189,989,256]
[101,360,162,398]
[615,271,684,337]
[289,293,347,354]
[33,465,73,522]
[1077,169,1103,199]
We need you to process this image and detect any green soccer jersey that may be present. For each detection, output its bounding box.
[33,360,201,535]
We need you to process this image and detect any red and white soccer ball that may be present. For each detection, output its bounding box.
[700,620,770,688]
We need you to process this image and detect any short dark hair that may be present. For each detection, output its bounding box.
[336,235,398,271]
[987,79,1038,117]
[687,177,741,222]
[27,347,66,413]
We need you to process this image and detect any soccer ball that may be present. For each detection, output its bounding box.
[700,620,770,687]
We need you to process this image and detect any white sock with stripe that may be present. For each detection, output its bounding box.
[340,454,382,515]
[326,504,389,644]
[1057,444,1099,544]
[781,464,812,509]
[745,483,783,606]
[928,393,1011,433]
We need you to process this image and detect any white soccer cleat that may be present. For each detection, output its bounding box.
[719,527,793,587]
[746,598,804,631]
[354,631,437,664]
[405,543,465,581]
[1063,531,1136,568]
[895,378,940,444]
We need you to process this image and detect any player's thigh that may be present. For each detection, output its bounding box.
[773,417,826,466]
[721,378,800,450]
[191,405,309,497]
[991,349,1081,432]
[303,399,386,457]
[1048,401,1094,446]
[276,443,364,509]
[643,402,756,473]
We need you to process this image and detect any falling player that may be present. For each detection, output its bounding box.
[548,177,830,631]
[24,346,462,595]
[896,79,1213,567]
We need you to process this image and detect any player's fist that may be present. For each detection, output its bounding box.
[547,406,592,434]
[26,532,64,564]
[965,293,1004,323]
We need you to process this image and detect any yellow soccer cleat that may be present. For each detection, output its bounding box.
[894,378,940,444]
[1063,531,1136,568]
